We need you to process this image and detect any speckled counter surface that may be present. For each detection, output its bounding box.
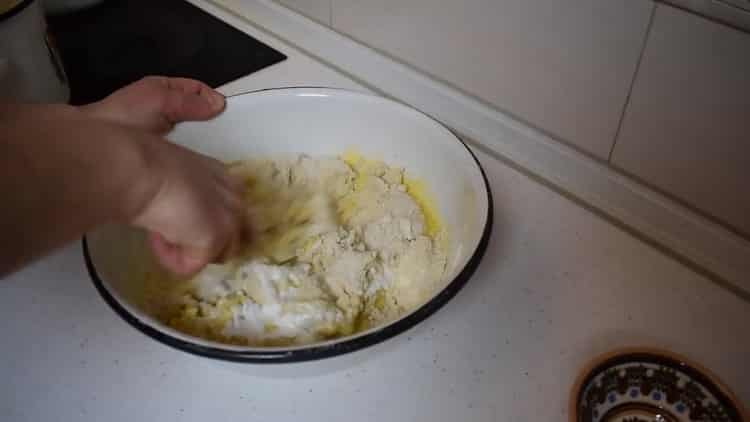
[1,2,748,421]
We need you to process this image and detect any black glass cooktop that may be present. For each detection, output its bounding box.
[47,0,287,105]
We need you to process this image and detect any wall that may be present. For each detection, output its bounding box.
[275,0,750,238]
[612,4,750,236]
[330,0,653,160]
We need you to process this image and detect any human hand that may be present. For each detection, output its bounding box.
[81,76,225,134]
[83,77,241,275]
[130,134,244,275]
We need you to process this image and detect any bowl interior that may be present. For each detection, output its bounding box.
[86,88,490,354]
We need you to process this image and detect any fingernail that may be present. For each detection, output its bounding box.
[208,92,225,111]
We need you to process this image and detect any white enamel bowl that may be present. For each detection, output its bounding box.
[84,87,492,363]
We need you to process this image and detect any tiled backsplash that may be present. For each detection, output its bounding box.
[663,0,750,30]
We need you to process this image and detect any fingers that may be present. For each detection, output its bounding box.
[162,78,225,124]
[145,178,243,275]
[175,146,243,199]
[148,210,239,275]
[148,232,206,275]
[79,76,225,134]
[184,152,241,200]
[164,77,212,96]
[134,126,246,276]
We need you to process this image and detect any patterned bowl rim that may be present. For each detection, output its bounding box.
[568,346,748,422]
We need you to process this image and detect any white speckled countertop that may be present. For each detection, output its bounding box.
[1,2,748,421]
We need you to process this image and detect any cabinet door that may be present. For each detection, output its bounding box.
[332,0,653,159]
[277,0,330,26]
[612,4,750,235]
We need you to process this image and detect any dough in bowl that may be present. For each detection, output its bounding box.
[136,152,447,346]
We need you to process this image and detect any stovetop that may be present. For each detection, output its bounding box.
[47,0,287,105]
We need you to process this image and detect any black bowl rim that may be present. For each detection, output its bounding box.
[82,86,494,363]
[571,349,743,421]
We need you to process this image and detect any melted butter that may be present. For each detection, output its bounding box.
[342,149,443,239]
[404,177,442,239]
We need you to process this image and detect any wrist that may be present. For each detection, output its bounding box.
[74,103,167,225]
[106,127,166,225]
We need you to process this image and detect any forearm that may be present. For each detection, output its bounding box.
[0,77,232,276]
[0,103,159,276]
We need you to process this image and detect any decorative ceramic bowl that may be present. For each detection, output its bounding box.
[570,348,747,422]
[84,87,492,363]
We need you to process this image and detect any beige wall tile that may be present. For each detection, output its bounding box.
[332,0,653,159]
[612,4,750,235]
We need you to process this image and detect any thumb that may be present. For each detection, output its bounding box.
[163,78,225,123]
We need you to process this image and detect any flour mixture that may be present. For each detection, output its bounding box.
[141,153,447,346]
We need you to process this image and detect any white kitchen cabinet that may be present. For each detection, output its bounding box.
[331,0,653,159]
[611,4,750,236]
[276,0,330,25]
